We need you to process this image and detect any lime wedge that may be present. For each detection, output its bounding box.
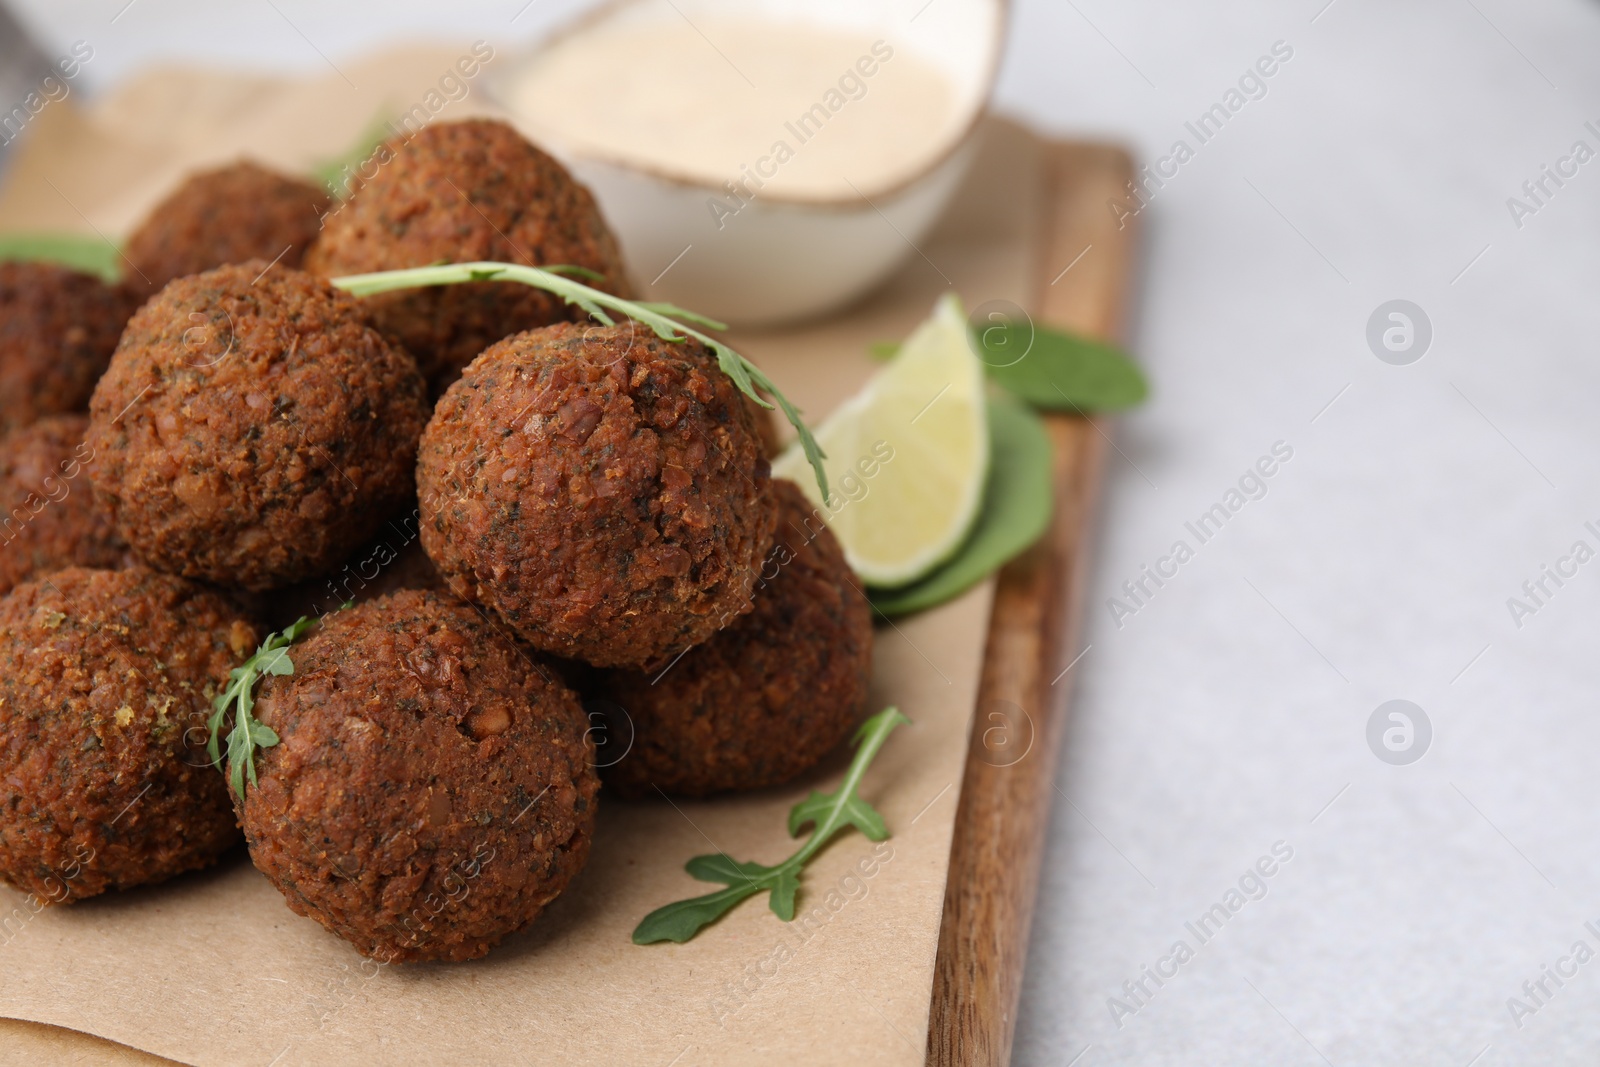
[773,293,988,588]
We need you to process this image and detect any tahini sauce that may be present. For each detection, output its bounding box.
[509,15,959,200]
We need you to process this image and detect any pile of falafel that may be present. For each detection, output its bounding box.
[0,119,872,963]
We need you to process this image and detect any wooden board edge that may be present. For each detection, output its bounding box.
[926,141,1139,1067]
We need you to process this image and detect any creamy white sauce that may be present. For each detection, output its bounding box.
[509,15,960,199]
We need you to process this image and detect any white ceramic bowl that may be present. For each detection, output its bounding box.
[493,0,1005,327]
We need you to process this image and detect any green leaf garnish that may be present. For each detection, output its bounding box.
[632,706,909,945]
[871,324,1147,411]
[869,393,1053,615]
[0,232,122,282]
[633,302,728,331]
[311,113,395,198]
[206,615,318,799]
[978,323,1147,412]
[543,263,605,282]
[329,262,828,501]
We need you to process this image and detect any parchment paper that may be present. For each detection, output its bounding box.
[0,46,1044,1066]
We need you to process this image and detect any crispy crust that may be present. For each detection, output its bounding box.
[123,161,332,295]
[745,391,783,459]
[86,263,429,591]
[304,118,632,395]
[599,480,872,796]
[417,321,777,668]
[0,567,256,902]
[0,262,139,434]
[0,414,129,596]
[239,590,599,963]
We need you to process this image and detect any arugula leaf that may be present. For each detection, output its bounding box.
[870,394,1054,616]
[768,868,801,921]
[311,113,395,198]
[632,884,762,944]
[872,324,1147,412]
[632,706,910,945]
[787,791,888,841]
[634,302,728,331]
[685,853,777,885]
[207,615,319,799]
[543,264,605,282]
[980,324,1147,412]
[0,232,122,282]
[330,262,829,503]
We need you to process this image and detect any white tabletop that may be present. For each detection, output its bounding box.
[993,4,1600,1066]
[8,1,1600,1063]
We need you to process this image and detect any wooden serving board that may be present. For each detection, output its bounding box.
[0,137,1135,1067]
[927,141,1135,1066]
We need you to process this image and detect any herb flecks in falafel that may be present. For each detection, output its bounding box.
[122,160,332,296]
[416,319,777,668]
[0,261,139,434]
[235,590,600,963]
[331,260,829,501]
[86,263,430,591]
[305,118,632,396]
[0,414,129,596]
[0,567,256,903]
[600,479,873,797]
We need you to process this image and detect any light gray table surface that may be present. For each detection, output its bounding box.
[6,1,1600,1063]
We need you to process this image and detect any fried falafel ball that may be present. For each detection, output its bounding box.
[0,261,140,434]
[598,479,872,797]
[304,118,632,395]
[417,321,778,669]
[0,567,257,903]
[0,415,128,596]
[238,590,599,963]
[86,263,429,592]
[122,161,332,296]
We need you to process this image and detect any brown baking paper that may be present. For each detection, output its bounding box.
[0,45,1045,1066]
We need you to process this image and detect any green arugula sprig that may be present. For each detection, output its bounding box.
[330,262,829,500]
[206,616,316,799]
[633,706,910,945]
[0,232,123,282]
[310,113,395,198]
[870,321,1148,413]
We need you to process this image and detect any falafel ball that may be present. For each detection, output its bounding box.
[0,414,128,596]
[417,321,778,668]
[305,118,632,395]
[87,263,429,592]
[0,261,140,434]
[0,567,257,903]
[122,161,332,295]
[598,479,872,797]
[238,590,599,963]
